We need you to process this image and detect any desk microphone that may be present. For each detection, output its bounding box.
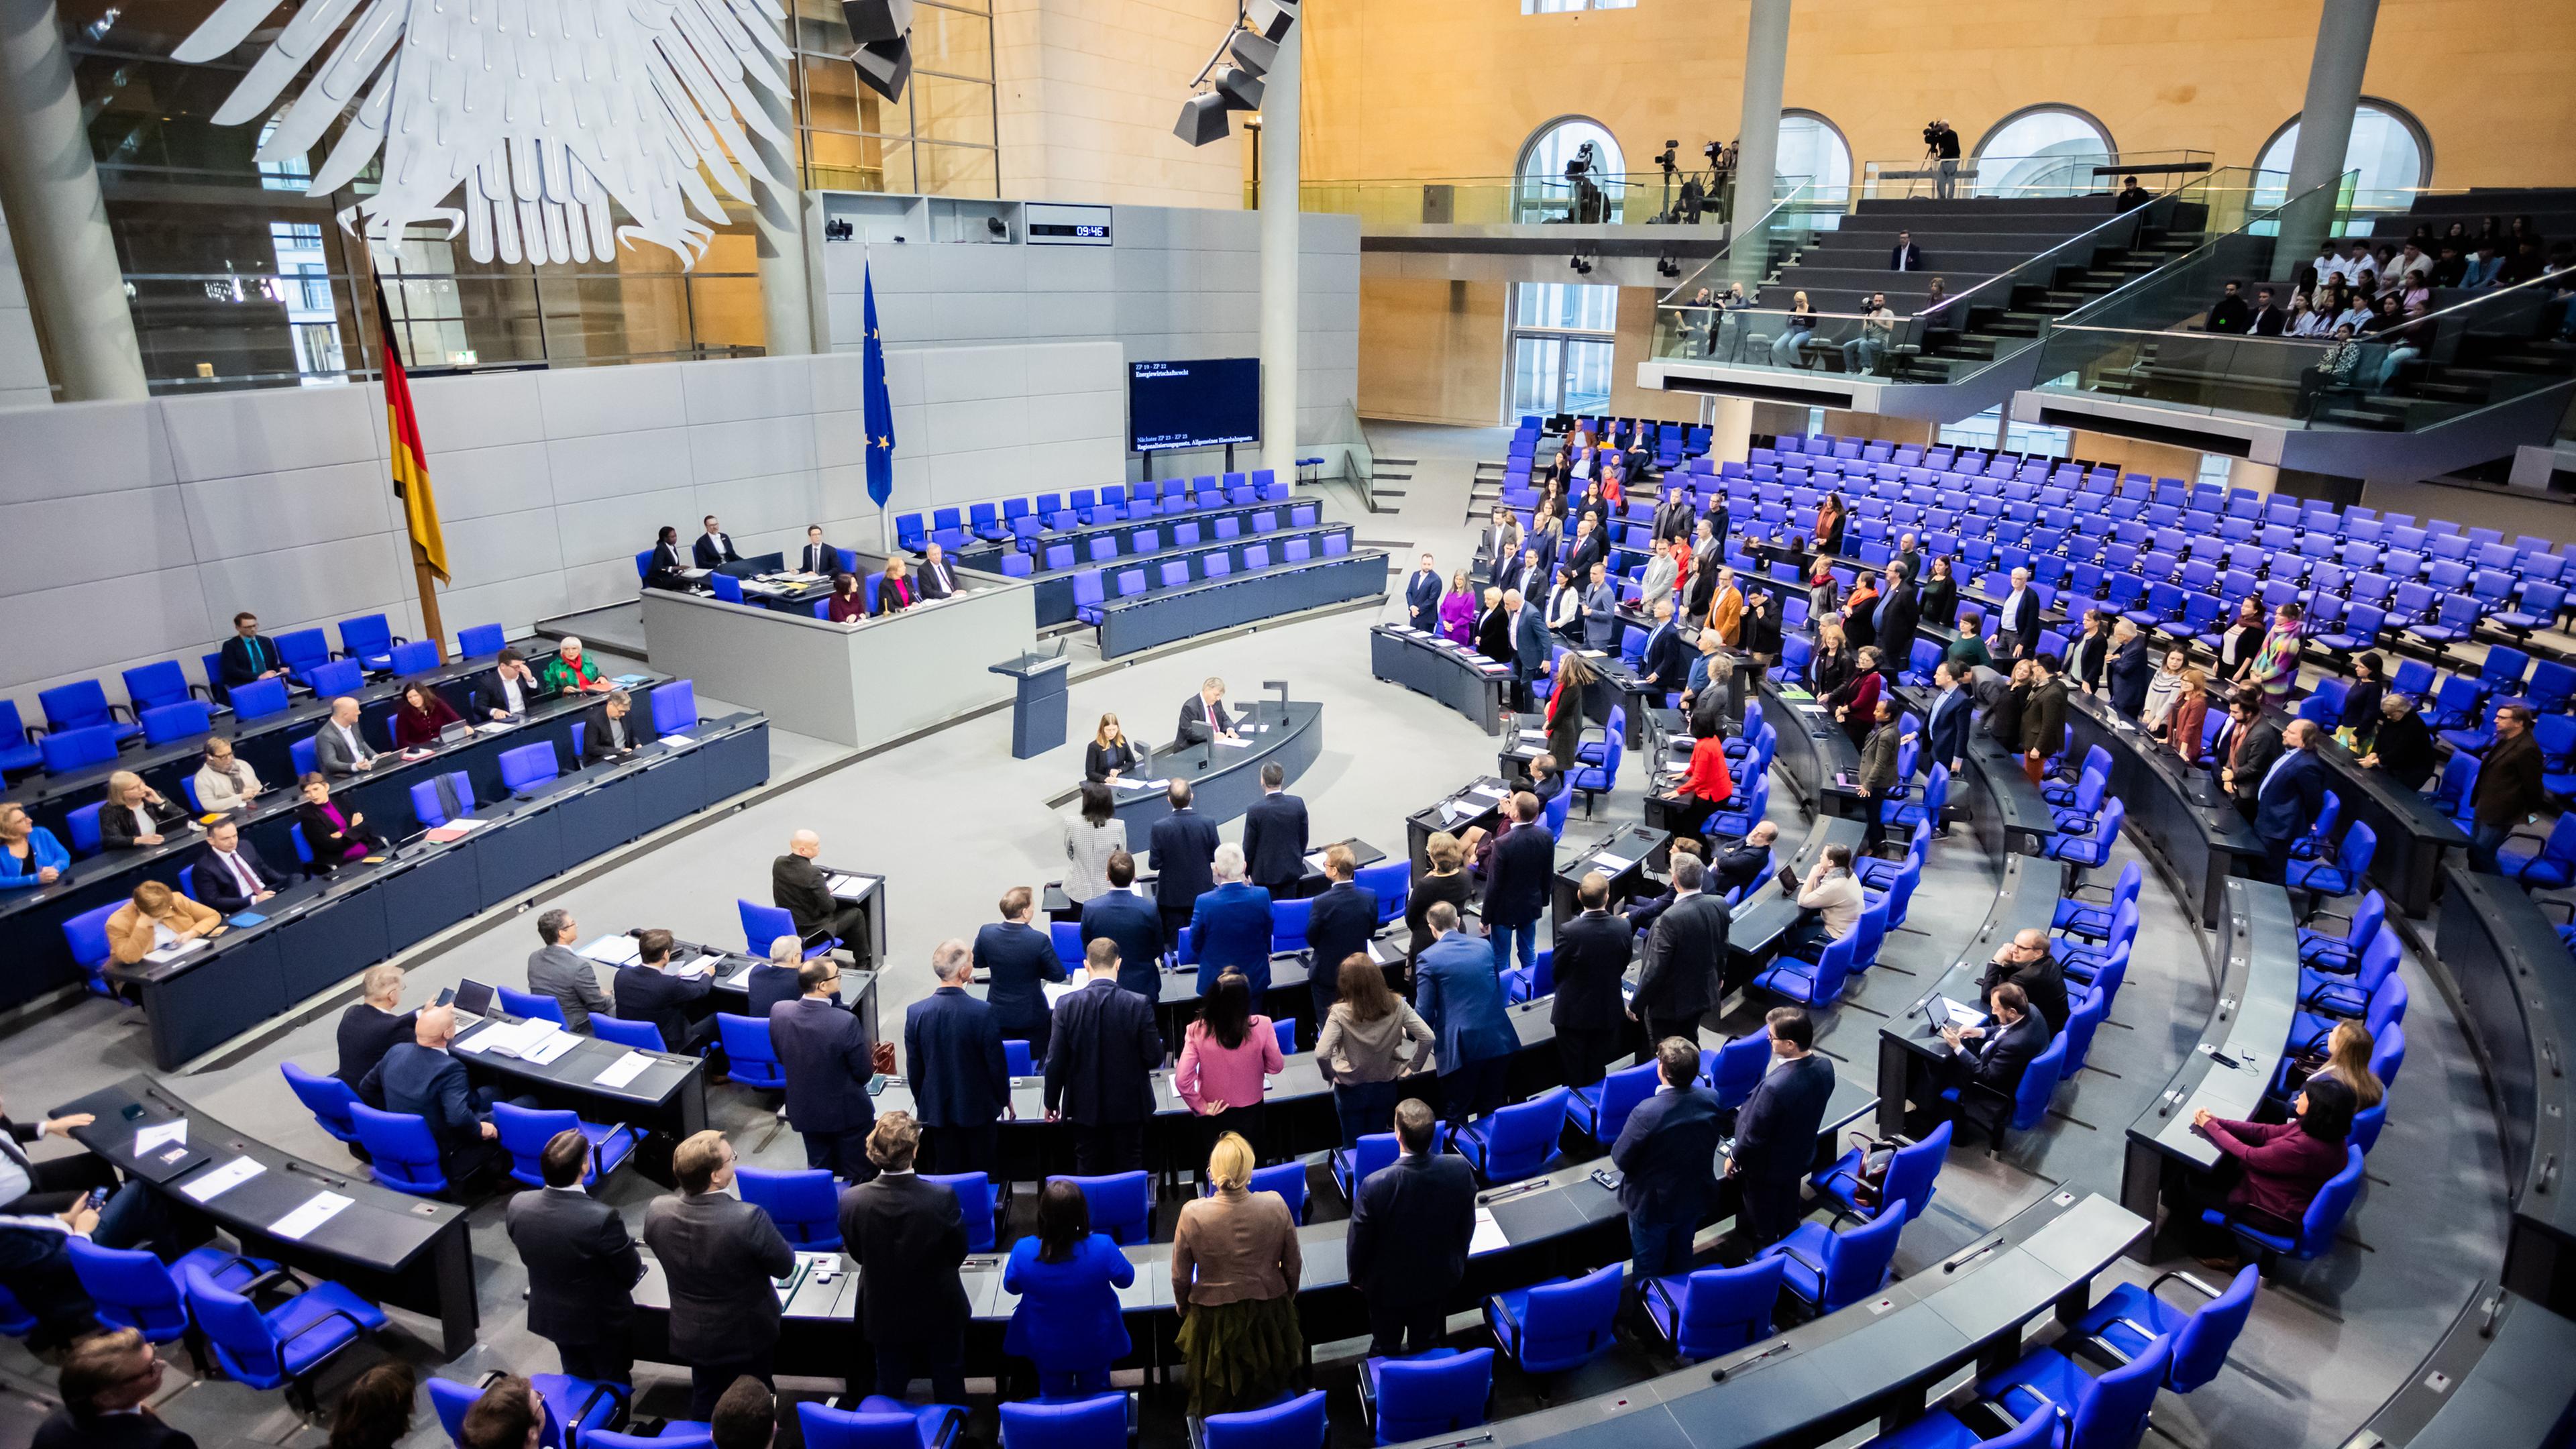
[284,1159,352,1191]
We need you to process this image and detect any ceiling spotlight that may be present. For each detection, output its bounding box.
[1213,64,1264,111]
[1228,28,1279,76]
[1247,0,1298,42]
[1657,250,1680,278]
[841,0,913,43]
[1569,250,1594,275]
[1175,91,1230,147]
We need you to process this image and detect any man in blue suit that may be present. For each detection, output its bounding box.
[1347,1098,1477,1356]
[1635,598,1688,702]
[1923,659,1974,778]
[1725,1006,1835,1248]
[1044,940,1165,1173]
[1301,844,1379,1024]
[904,941,1011,1177]
[1482,792,1554,979]
[2253,719,2330,883]
[1414,902,1518,1125]
[1507,588,1553,712]
[1150,780,1222,941]
[1940,981,2050,1148]
[974,886,1065,1059]
[612,930,715,1053]
[360,1004,514,1187]
[769,959,876,1179]
[1079,851,1167,1003]
[1404,552,1444,633]
[1242,762,1310,897]
[1189,844,1275,998]
[1610,1035,1723,1277]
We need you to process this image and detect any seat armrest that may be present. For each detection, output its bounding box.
[1770,1240,1826,1276]
[2149,1268,2224,1303]
[273,1307,367,1357]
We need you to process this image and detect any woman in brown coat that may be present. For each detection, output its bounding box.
[2164,667,2210,764]
[1171,1131,1303,1417]
[106,880,223,965]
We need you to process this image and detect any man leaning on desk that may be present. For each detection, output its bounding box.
[470,647,553,721]
[359,1004,518,1187]
[1175,676,1238,748]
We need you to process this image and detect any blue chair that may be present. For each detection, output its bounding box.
[70,1239,274,1345]
[410,770,478,828]
[2067,1263,2257,1393]
[741,897,833,959]
[499,741,561,792]
[458,623,507,657]
[922,1171,1001,1252]
[304,657,364,697]
[1003,1038,1035,1076]
[337,614,402,670]
[1568,727,1623,816]
[1752,930,1854,1006]
[0,700,41,776]
[384,639,438,676]
[63,898,123,994]
[720,1012,791,1091]
[1810,1119,1951,1225]
[1483,1262,1623,1374]
[712,572,747,604]
[737,1166,842,1250]
[2500,812,2576,889]
[2041,798,2125,887]
[493,1102,638,1189]
[1360,1348,1493,1444]
[652,679,700,735]
[592,1016,667,1052]
[290,735,319,780]
[1759,1202,1904,1314]
[182,1259,386,1413]
[38,679,140,744]
[1053,1171,1152,1244]
[229,676,290,721]
[281,1061,366,1148]
[2205,1144,2365,1269]
[1200,1390,1326,1449]
[1451,1086,1569,1184]
[349,1104,449,1196]
[1703,1032,1771,1110]
[497,985,566,1024]
[1202,1160,1311,1224]
[430,1374,625,1449]
[591,1432,712,1449]
[802,1397,966,1449]
[1355,861,1409,925]
[1500,947,1552,1005]
[2053,860,2142,939]
[123,660,202,714]
[1569,1061,1658,1148]
[1270,895,1312,953]
[2288,820,2375,900]
[999,1393,1126,1449]
[1974,1333,2171,1449]
[1332,1132,1397,1203]
[140,700,214,746]
[1641,1255,1786,1362]
[40,724,121,774]
[272,627,335,682]
[1867,1401,2055,1449]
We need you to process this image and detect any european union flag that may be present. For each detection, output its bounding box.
[862,262,896,509]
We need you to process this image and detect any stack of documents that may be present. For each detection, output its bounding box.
[580,935,643,967]
[458,1018,569,1060]
[826,873,881,900]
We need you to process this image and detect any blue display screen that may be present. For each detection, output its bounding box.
[1128,358,1260,452]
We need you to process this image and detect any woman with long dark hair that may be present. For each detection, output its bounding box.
[1061,780,1127,905]
[1175,969,1283,1156]
[1313,953,1434,1148]
[390,679,462,749]
[1003,1178,1137,1395]
[2180,1075,2357,1267]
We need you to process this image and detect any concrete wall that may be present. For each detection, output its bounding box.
[0,209,46,408]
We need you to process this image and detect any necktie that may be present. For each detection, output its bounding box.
[224,851,258,896]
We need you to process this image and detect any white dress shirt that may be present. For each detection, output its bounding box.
[213,848,262,898]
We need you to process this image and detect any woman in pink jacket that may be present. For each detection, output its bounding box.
[1176,970,1285,1159]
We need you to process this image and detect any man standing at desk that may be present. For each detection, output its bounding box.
[1405,552,1442,633]
[1634,855,1726,1047]
[1044,941,1164,1173]
[581,689,645,764]
[908,941,1012,1176]
[1415,902,1517,1125]
[771,959,877,1179]
[1242,763,1309,898]
[1612,1036,1723,1277]
[772,830,867,953]
[1301,846,1378,1025]
[506,1130,645,1385]
[694,515,742,569]
[314,696,380,779]
[917,541,961,600]
[1081,852,1167,1004]
[219,610,290,690]
[1482,792,1554,981]
[1152,782,1222,943]
[360,1005,507,1187]
[1346,1098,1475,1358]
[643,1132,794,1420]
[614,930,716,1053]
[1550,873,1632,1088]
[976,886,1065,1059]
[1176,677,1238,747]
[837,1114,969,1405]
[1507,589,1552,712]
[527,910,612,1033]
[1725,1007,1834,1249]
[470,647,550,720]
[1189,846,1274,998]
[2253,720,2329,883]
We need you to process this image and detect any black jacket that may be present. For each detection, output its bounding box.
[1611,1085,1723,1224]
[1174,695,1234,749]
[771,853,844,943]
[904,986,1011,1128]
[2216,718,2284,804]
[1730,1052,1835,1181]
[504,1185,643,1346]
[1481,822,1555,929]
[34,1410,196,1449]
[692,531,741,568]
[1346,1151,1477,1309]
[612,964,712,1051]
[2208,295,2252,333]
[838,1173,970,1344]
[1242,792,1310,888]
[1981,951,2071,1035]
[916,554,961,600]
[580,702,647,763]
[296,799,382,875]
[1042,978,1163,1125]
[1080,891,1168,1002]
[1550,908,1632,1034]
[641,1192,794,1359]
[1711,843,1772,901]
[1150,808,1222,916]
[645,542,690,591]
[100,793,189,850]
[2106,636,2152,716]
[1085,739,1141,782]
[975,920,1065,1042]
[1303,882,1379,1022]
[1957,1011,2053,1112]
[1876,583,1921,666]
[217,633,284,689]
[468,666,553,719]
[1636,891,1728,1019]
[800,541,843,576]
[770,995,877,1138]
[1925,685,1974,773]
[335,1004,416,1089]
[2370,711,2437,790]
[189,841,286,914]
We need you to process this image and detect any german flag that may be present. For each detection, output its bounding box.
[374,279,448,583]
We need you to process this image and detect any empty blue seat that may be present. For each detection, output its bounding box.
[1450,1086,1569,1184]
[1759,1203,1904,1313]
[388,639,441,674]
[349,1104,449,1196]
[71,1239,274,1344]
[497,985,566,1024]
[718,1012,790,1091]
[1641,1255,1786,1362]
[2067,1262,2257,1392]
[493,1102,638,1188]
[802,1397,965,1449]
[998,1393,1125,1449]
[498,742,561,792]
[922,1171,1002,1252]
[1568,1061,1658,1148]
[1360,1347,1493,1444]
[737,1166,842,1250]
[183,1259,387,1413]
[229,676,290,721]
[281,1061,365,1146]
[409,770,477,827]
[1974,1333,2171,1449]
[591,1016,667,1052]
[40,724,121,774]
[337,614,401,669]
[457,623,507,657]
[304,657,364,697]
[39,680,140,745]
[1052,1171,1151,1244]
[122,660,200,714]
[1201,1389,1325,1449]
[1484,1262,1622,1374]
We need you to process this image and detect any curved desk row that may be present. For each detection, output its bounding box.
[1096,551,1390,659]
[2057,689,2265,931]
[1371,625,1513,736]
[1,676,676,1009]
[2261,692,2467,919]
[1112,700,1324,833]
[2354,1284,2576,1449]
[1020,525,1354,627]
[107,713,769,1069]
[953,496,1327,577]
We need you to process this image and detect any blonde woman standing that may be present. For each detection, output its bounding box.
[1171,1131,1303,1417]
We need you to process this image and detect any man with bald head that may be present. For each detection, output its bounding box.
[2253,718,2330,884]
[1976,926,2069,1035]
[360,1004,511,1185]
[314,696,380,780]
[772,829,864,956]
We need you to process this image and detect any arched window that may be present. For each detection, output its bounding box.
[1516,117,1624,223]
[2255,101,2430,213]
[1775,111,1853,207]
[1973,106,2116,198]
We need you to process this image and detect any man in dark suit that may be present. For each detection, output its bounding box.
[1242,762,1311,896]
[1507,588,1552,712]
[916,541,961,600]
[2021,653,2070,784]
[1888,230,1922,270]
[692,515,742,569]
[336,965,415,1089]
[580,688,647,763]
[2206,281,2251,334]
[1564,517,1608,587]
[1189,848,1275,997]
[1042,941,1164,1173]
[2212,695,2283,826]
[527,908,612,1033]
[1611,1036,1723,1277]
[773,829,865,951]
[1301,845,1379,1023]
[1404,552,1444,633]
[1875,566,1921,670]
[643,1132,796,1420]
[975,886,1065,1059]
[190,818,285,914]
[217,610,290,690]
[1550,872,1632,1087]
[798,525,841,576]
[2252,719,2330,882]
[1491,547,1531,603]
[837,1114,969,1403]
[1725,1006,1835,1248]
[359,1005,504,1185]
[1653,484,1697,543]
[905,941,1011,1176]
[505,1129,646,1383]
[31,1328,196,1449]
[770,960,877,1178]
[1923,661,1974,777]
[1634,855,1727,1047]
[1711,821,1780,900]
[1996,568,2041,661]
[1175,678,1238,748]
[1482,791,1554,980]
[2471,703,2548,873]
[1151,780,1222,941]
[2247,286,2288,337]
[1081,851,1167,1002]
[745,950,805,1020]
[1414,902,1519,1125]
[1941,982,2050,1147]
[1346,1098,1476,1356]
[468,647,552,720]
[1580,562,1620,649]
[1979,927,2070,1034]
[1635,598,1687,700]
[614,929,715,1052]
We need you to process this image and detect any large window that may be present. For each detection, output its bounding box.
[1516,118,1624,223]
[1509,282,1617,419]
[793,0,998,196]
[1974,107,2116,199]
[2255,101,2430,215]
[1775,112,1851,201]
[1937,405,2072,458]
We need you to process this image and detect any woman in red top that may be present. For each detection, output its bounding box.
[2181,1075,2357,1267]
[1674,732,1734,846]
[390,680,462,749]
[1825,645,1886,747]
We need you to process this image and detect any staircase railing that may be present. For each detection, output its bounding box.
[1856,148,2216,203]
[1654,178,1837,306]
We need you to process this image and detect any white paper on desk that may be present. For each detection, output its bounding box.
[726,962,758,990]
[270,1191,353,1240]
[593,1052,654,1089]
[1469,1207,1509,1255]
[1580,649,1609,659]
[658,733,696,751]
[1517,730,1548,742]
[1111,777,1159,789]
[1042,980,1081,1008]
[133,1121,187,1155]
[827,873,882,900]
[434,817,488,835]
[521,1030,580,1066]
[1468,785,1509,800]
[1302,850,1330,873]
[180,1157,264,1203]
[579,935,642,967]
[144,940,209,965]
[476,722,516,735]
[1212,737,1253,748]
[1595,852,1635,873]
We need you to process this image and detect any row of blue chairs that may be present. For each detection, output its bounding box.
[1067,535,1354,626]
[895,474,1294,554]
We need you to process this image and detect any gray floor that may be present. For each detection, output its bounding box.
[0,423,2508,1448]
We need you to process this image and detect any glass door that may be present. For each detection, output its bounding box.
[1509,282,1619,419]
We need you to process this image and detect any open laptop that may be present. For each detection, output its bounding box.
[442,977,497,1022]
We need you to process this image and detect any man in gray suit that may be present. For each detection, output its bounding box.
[504,1129,644,1384]
[642,1132,795,1421]
[313,696,380,780]
[526,908,611,1033]
[1580,562,1620,649]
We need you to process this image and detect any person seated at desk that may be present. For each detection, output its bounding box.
[100,771,189,851]
[771,959,875,1178]
[798,524,841,578]
[337,964,415,1087]
[773,828,866,953]
[193,737,264,813]
[30,1327,195,1449]
[1712,820,1780,900]
[873,556,916,616]
[977,885,1065,1058]
[1189,845,1273,998]
[360,1004,515,1186]
[218,610,290,690]
[645,526,691,592]
[468,647,551,721]
[391,679,462,749]
[527,910,612,1032]
[2176,1076,2357,1269]
[542,637,613,695]
[105,880,221,967]
[1937,981,2051,1148]
[1004,1177,1138,1397]
[189,817,284,915]
[313,696,382,780]
[1980,927,2070,1035]
[612,928,716,1053]
[1085,712,1140,783]
[746,936,808,1022]
[1779,844,1863,957]
[457,1377,542,1449]
[0,803,69,891]
[694,514,742,569]
[826,572,868,623]
[1623,838,1703,935]
[1527,752,1567,808]
[504,1130,645,1387]
[1175,676,1238,748]
[917,541,960,600]
[581,688,644,764]
[296,772,382,875]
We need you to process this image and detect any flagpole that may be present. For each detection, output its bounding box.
[413,549,448,663]
[867,238,894,557]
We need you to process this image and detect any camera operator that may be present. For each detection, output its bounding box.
[1924,120,1962,199]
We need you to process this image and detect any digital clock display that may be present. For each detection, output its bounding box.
[1030,223,1108,238]
[1023,203,1113,246]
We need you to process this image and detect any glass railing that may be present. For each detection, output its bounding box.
[1297,171,1754,227]
[2029,264,2576,429]
[2032,174,2354,338]
[1654,179,1837,303]
[1856,150,2216,203]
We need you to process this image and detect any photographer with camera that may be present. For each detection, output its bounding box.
[1924,120,1962,199]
